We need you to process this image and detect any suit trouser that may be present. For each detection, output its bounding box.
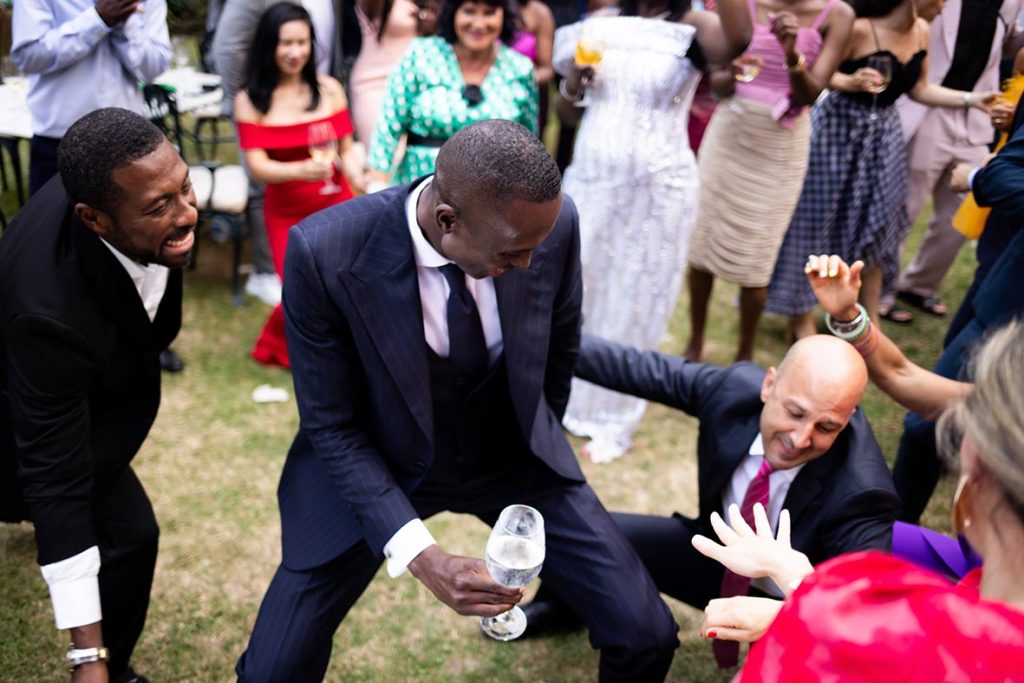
[236,481,679,683]
[893,110,989,299]
[94,466,160,678]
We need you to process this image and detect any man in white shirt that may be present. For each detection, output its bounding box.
[0,108,196,683]
[523,334,900,654]
[11,0,172,196]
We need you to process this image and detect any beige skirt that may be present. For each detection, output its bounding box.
[688,97,811,288]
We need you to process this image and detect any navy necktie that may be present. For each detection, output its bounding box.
[439,264,488,377]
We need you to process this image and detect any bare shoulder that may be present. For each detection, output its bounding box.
[824,0,855,32]
[915,17,931,43]
[683,8,720,33]
[234,90,261,123]
[318,75,348,108]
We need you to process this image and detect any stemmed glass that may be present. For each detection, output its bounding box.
[480,504,545,641]
[573,31,604,108]
[308,122,342,195]
[865,54,892,122]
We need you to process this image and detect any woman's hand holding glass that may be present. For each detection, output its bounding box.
[692,503,814,597]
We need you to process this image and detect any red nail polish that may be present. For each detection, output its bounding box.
[707,630,718,639]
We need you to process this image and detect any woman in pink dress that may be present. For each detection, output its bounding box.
[235,3,361,368]
[349,0,421,144]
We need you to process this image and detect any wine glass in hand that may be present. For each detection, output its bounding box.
[480,505,545,641]
[307,122,342,195]
[573,32,604,107]
[865,54,892,120]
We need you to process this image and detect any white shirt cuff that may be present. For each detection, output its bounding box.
[968,167,980,191]
[383,519,436,578]
[40,546,103,630]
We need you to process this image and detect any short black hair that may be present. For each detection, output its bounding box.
[620,0,690,21]
[434,119,561,206]
[437,0,518,45]
[58,108,166,213]
[849,0,903,17]
[245,2,321,114]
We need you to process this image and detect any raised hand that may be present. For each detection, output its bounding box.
[408,545,525,617]
[691,503,814,596]
[701,596,784,642]
[805,254,863,321]
[95,0,142,27]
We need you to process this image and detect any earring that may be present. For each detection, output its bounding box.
[952,474,974,534]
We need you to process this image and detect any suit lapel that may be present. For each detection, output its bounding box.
[940,0,960,64]
[493,265,546,438]
[340,188,433,444]
[72,217,157,347]
[782,441,842,526]
[701,417,761,519]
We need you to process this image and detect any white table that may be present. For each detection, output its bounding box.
[152,68,223,114]
[0,69,224,140]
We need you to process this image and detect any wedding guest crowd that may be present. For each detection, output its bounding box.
[3,0,1024,680]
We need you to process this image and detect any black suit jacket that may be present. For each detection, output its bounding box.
[0,178,181,564]
[576,335,899,564]
[278,180,584,570]
[974,119,1024,272]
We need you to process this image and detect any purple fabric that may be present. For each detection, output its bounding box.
[891,521,983,582]
[509,30,538,64]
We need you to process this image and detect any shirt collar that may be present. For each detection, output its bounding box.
[405,177,452,270]
[749,433,805,482]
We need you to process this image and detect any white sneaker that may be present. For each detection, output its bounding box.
[245,272,282,306]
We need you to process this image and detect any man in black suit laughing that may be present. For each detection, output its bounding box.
[0,108,196,682]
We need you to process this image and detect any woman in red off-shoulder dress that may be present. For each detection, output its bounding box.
[235,3,362,368]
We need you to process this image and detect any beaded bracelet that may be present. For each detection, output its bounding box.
[824,303,869,341]
[852,321,880,357]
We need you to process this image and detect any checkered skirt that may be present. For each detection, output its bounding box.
[766,91,911,316]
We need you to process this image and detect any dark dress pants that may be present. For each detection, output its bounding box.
[236,481,678,683]
[95,466,160,679]
[29,135,61,196]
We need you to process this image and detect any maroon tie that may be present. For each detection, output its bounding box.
[713,457,774,668]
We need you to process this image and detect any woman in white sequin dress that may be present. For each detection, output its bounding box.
[556,0,750,461]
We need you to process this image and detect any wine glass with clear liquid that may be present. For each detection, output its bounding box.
[573,32,604,108]
[480,504,545,641]
[308,121,342,195]
[865,54,892,121]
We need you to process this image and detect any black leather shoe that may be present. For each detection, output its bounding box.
[520,597,584,639]
[159,348,184,373]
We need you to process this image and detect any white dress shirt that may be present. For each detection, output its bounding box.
[12,0,171,138]
[721,434,804,597]
[39,241,169,630]
[382,178,504,577]
[301,0,336,76]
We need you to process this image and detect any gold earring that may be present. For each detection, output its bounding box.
[952,474,973,534]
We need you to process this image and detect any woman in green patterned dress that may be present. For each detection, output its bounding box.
[365,0,539,188]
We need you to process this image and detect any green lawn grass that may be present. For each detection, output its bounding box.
[0,123,973,681]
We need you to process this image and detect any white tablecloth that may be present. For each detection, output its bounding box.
[0,69,223,140]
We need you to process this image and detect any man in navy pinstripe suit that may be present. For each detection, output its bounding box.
[236,121,679,682]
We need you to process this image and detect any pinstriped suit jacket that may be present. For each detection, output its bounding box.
[278,179,586,570]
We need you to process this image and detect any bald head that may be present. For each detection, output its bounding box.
[759,336,868,470]
[777,335,868,403]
